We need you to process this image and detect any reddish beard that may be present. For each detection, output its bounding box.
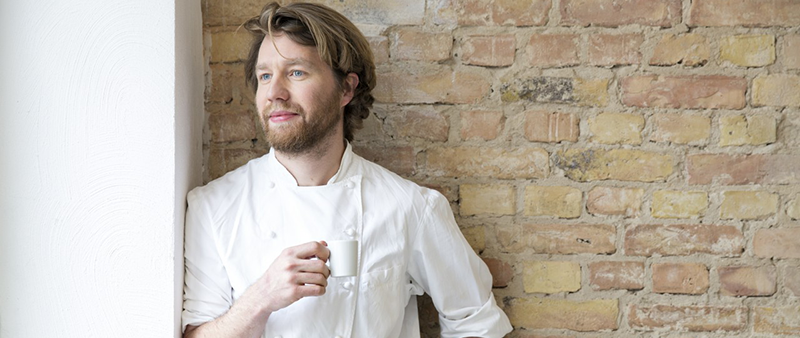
[261,96,342,155]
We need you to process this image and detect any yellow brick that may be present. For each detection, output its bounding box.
[209,29,251,63]
[427,147,549,179]
[461,226,485,251]
[574,78,610,107]
[507,298,619,331]
[589,113,644,144]
[720,35,775,67]
[524,186,582,218]
[788,197,800,220]
[459,184,515,216]
[652,190,708,219]
[524,261,581,294]
[651,113,711,144]
[721,191,779,220]
[753,75,800,107]
[555,149,674,182]
[720,115,776,146]
[755,306,800,335]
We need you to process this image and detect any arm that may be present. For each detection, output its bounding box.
[407,191,512,338]
[184,242,331,338]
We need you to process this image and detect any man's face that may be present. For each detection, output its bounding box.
[254,34,348,154]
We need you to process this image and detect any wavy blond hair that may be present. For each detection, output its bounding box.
[243,2,376,142]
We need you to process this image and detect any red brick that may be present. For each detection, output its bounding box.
[588,34,643,66]
[383,106,449,142]
[650,33,710,66]
[209,111,257,143]
[689,0,800,27]
[629,305,748,332]
[652,263,709,295]
[784,35,800,69]
[352,145,416,176]
[588,261,645,290]
[586,186,644,217]
[687,154,800,185]
[624,224,744,257]
[374,67,490,104]
[754,306,800,335]
[560,0,681,27]
[753,228,800,259]
[719,265,777,297]
[460,110,504,141]
[461,34,516,67]
[524,111,579,143]
[366,36,389,64]
[208,147,268,181]
[621,75,747,109]
[483,257,513,288]
[527,34,579,67]
[687,154,763,185]
[526,223,616,255]
[390,28,452,61]
[426,147,549,179]
[435,0,551,26]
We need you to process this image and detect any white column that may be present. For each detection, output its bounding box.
[0,0,203,336]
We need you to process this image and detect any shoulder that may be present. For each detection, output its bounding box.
[352,152,448,212]
[187,153,269,213]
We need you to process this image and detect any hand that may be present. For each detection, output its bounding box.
[251,241,331,314]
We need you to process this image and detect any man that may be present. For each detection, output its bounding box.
[182,2,512,337]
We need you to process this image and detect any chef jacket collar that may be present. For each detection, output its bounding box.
[267,141,356,187]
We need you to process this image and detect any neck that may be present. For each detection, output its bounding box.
[274,133,346,187]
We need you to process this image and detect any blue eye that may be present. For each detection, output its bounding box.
[290,70,304,77]
[260,73,271,81]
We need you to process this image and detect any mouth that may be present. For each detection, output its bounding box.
[268,110,299,123]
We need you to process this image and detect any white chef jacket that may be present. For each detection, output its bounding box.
[182,143,512,338]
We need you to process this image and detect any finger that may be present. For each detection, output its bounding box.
[290,241,328,260]
[296,284,326,297]
[296,259,329,276]
[293,272,328,287]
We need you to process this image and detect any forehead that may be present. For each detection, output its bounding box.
[256,34,324,68]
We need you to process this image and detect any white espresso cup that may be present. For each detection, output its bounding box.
[327,240,358,277]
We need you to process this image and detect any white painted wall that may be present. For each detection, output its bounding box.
[0,0,203,337]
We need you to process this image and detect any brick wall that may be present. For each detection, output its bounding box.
[201,0,800,336]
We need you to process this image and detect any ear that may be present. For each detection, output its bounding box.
[340,73,359,108]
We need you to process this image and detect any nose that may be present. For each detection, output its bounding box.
[264,75,289,103]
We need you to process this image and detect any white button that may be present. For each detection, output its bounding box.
[345,182,354,189]
[267,181,275,188]
[270,231,277,239]
[344,228,356,237]
[335,336,343,338]
[341,281,353,290]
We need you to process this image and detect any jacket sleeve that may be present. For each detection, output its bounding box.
[407,190,513,338]
[181,189,233,332]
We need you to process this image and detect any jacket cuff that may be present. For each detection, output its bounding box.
[439,293,513,338]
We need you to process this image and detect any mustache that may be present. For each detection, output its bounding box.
[262,103,304,116]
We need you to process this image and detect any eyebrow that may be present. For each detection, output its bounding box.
[256,58,317,71]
